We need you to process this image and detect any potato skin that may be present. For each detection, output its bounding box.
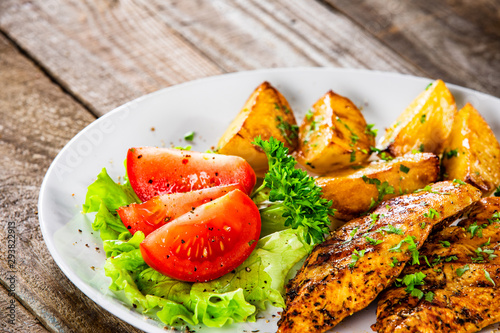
[296,91,375,174]
[379,79,456,156]
[217,81,298,177]
[442,103,500,195]
[316,153,440,221]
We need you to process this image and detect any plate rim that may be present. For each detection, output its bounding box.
[37,67,500,333]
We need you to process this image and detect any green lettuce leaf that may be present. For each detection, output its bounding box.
[84,167,312,327]
[83,168,139,213]
[102,227,311,327]
[103,231,146,258]
[259,204,290,237]
[92,202,131,241]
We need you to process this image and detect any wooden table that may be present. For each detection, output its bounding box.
[0,1,499,332]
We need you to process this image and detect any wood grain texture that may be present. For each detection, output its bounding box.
[324,0,500,97]
[0,0,224,116]
[0,283,47,333]
[0,34,142,333]
[144,0,421,72]
[0,0,424,117]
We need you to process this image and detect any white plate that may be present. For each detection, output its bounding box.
[38,68,500,333]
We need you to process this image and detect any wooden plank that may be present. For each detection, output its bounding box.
[324,0,500,97]
[142,0,421,73]
[0,0,224,116]
[0,34,142,333]
[0,0,423,116]
[0,283,47,333]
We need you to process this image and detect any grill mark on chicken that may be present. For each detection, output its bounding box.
[277,181,481,333]
[373,197,500,333]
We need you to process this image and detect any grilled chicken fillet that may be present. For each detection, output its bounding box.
[278,181,481,333]
[373,197,500,333]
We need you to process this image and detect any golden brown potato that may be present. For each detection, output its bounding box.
[316,153,440,221]
[217,81,298,177]
[296,91,375,174]
[379,79,457,156]
[442,103,500,195]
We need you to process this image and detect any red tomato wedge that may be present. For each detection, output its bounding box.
[140,189,261,282]
[117,184,244,236]
[127,147,256,201]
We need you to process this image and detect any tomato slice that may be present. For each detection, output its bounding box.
[127,147,256,201]
[117,184,244,236]
[140,189,261,282]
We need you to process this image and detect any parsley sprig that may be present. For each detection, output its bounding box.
[396,271,426,299]
[252,137,335,246]
[390,235,420,265]
[275,116,298,145]
[349,249,366,269]
[362,176,395,209]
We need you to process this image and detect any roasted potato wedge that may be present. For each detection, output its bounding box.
[379,79,456,156]
[296,91,375,174]
[316,153,440,220]
[217,82,298,176]
[442,103,500,195]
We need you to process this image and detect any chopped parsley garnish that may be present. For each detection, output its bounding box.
[412,144,425,154]
[397,271,426,299]
[414,185,446,195]
[389,257,399,267]
[495,185,500,197]
[488,212,500,224]
[275,116,298,145]
[439,240,451,248]
[445,255,458,262]
[467,222,486,238]
[422,255,431,267]
[336,116,360,147]
[274,103,290,114]
[344,227,359,244]
[370,146,394,161]
[252,137,334,246]
[444,149,459,159]
[305,109,314,120]
[365,236,383,246]
[456,264,470,277]
[429,255,456,266]
[351,165,365,170]
[453,179,466,186]
[472,239,497,262]
[484,269,496,287]
[420,222,426,229]
[424,291,435,302]
[365,213,381,233]
[174,145,192,151]
[426,82,433,90]
[362,176,395,209]
[350,150,356,162]
[400,164,410,174]
[349,249,366,269]
[424,208,440,219]
[303,115,320,144]
[365,124,378,137]
[390,235,420,265]
[420,114,426,124]
[350,133,360,145]
[183,131,195,141]
[376,225,403,235]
